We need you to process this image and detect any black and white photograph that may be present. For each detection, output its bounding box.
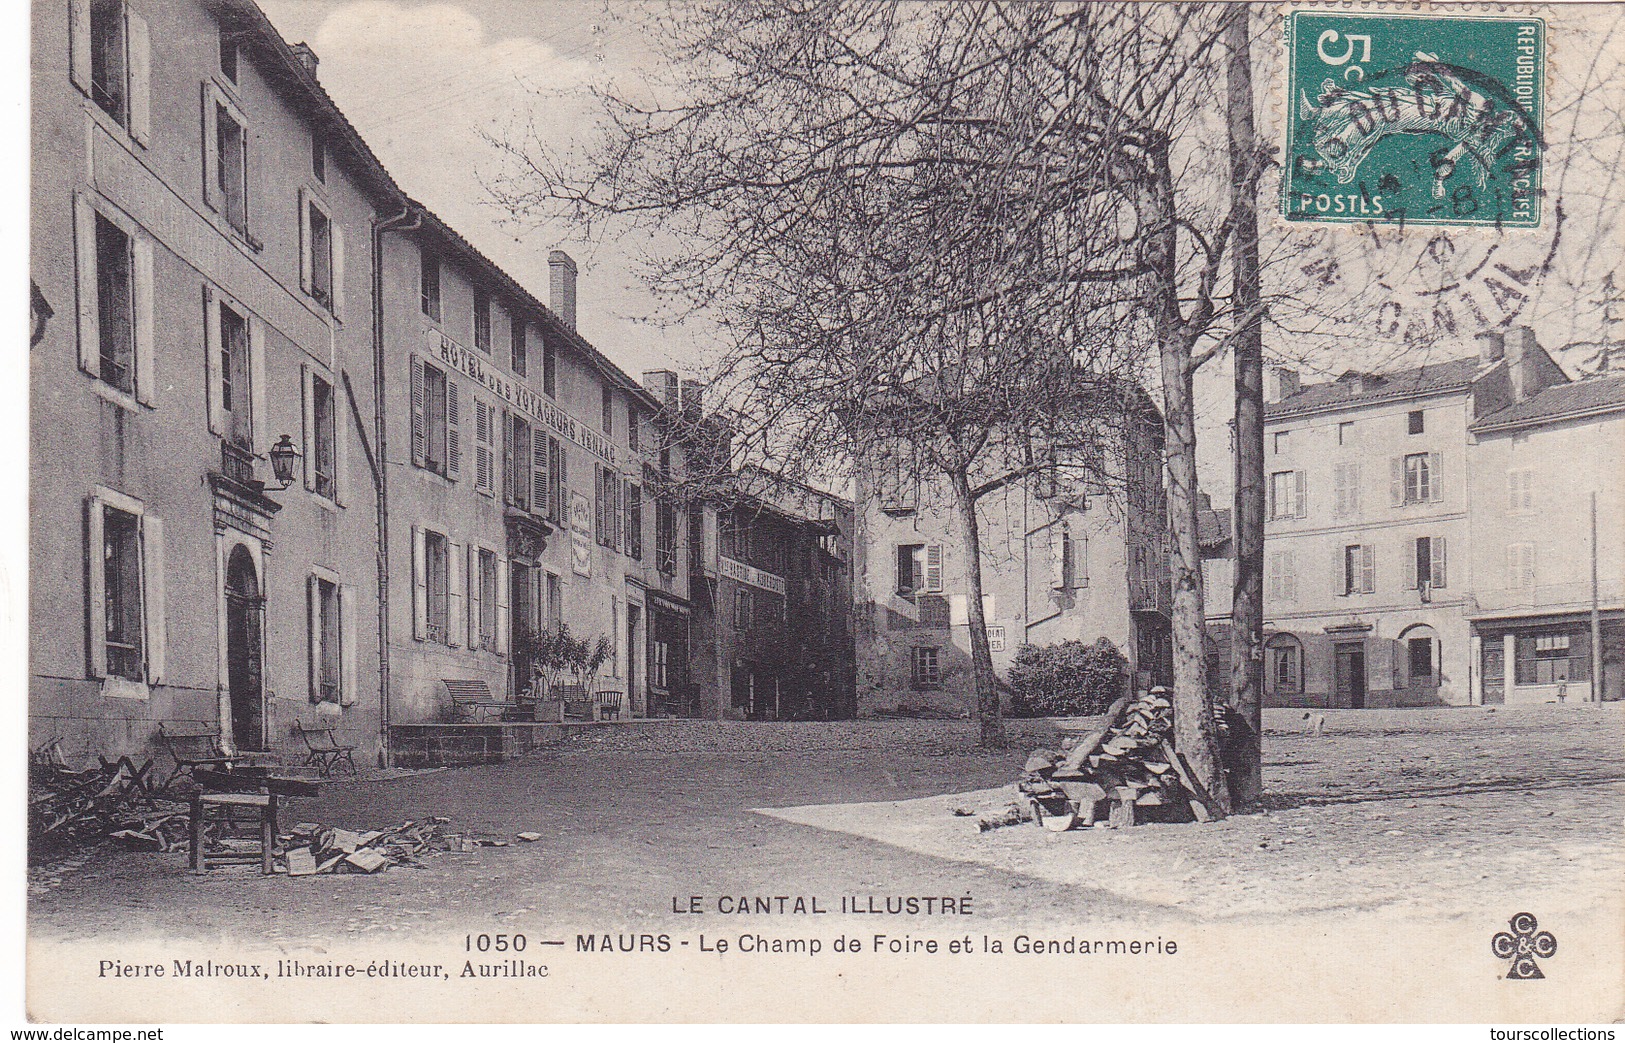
[18,0,1625,1025]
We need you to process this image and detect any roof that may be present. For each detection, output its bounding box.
[1198,506,1232,551]
[1473,372,1625,431]
[1266,358,1479,419]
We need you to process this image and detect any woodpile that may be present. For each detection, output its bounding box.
[1018,689,1219,831]
[29,740,170,855]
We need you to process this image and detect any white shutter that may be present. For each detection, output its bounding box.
[409,355,425,466]
[248,317,267,451]
[495,557,510,656]
[69,0,92,93]
[1404,538,1419,591]
[1333,545,1346,596]
[1432,536,1447,589]
[411,525,427,640]
[1049,525,1067,590]
[85,497,105,678]
[300,366,315,491]
[203,285,223,434]
[73,194,100,378]
[1390,457,1405,506]
[339,583,357,705]
[306,574,321,702]
[298,189,312,294]
[466,544,482,650]
[1282,550,1297,602]
[1332,464,1347,518]
[1429,452,1444,502]
[132,236,155,405]
[447,540,464,647]
[201,84,220,212]
[330,219,346,319]
[1361,544,1376,594]
[445,379,461,480]
[126,9,151,145]
[924,544,944,592]
[1346,462,1360,514]
[141,515,164,684]
[1294,470,1308,518]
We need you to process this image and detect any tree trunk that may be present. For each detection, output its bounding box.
[1225,1,1265,808]
[1145,149,1231,818]
[949,469,1006,748]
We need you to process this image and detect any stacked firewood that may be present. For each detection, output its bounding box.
[1018,689,1216,830]
[29,740,170,854]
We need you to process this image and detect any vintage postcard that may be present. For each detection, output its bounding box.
[22,0,1624,1025]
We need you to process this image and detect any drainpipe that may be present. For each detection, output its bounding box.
[372,206,422,766]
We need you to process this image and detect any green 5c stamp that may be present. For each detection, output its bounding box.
[1284,11,1545,228]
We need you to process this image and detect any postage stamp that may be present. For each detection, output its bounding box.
[1283,11,1546,228]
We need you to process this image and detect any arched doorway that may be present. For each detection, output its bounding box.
[225,545,265,750]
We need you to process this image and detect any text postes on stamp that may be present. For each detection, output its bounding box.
[1284,11,1545,228]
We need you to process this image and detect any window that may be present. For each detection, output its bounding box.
[651,639,669,691]
[507,415,532,511]
[472,398,495,496]
[1407,410,1425,435]
[911,646,941,689]
[1394,452,1442,504]
[1506,543,1536,590]
[624,481,643,561]
[92,0,128,123]
[473,287,491,353]
[1267,636,1302,694]
[410,357,459,479]
[218,301,251,449]
[602,386,615,437]
[542,334,556,397]
[1049,526,1085,590]
[511,315,527,376]
[94,212,135,394]
[1411,536,1447,590]
[656,502,678,574]
[421,529,450,643]
[1332,461,1360,517]
[218,25,238,83]
[1338,421,1355,446]
[734,588,752,630]
[877,450,918,512]
[309,372,337,500]
[1342,544,1375,595]
[896,544,923,595]
[302,196,335,309]
[1267,549,1297,602]
[1273,430,1290,454]
[476,548,498,650]
[1515,631,1590,685]
[1408,637,1434,686]
[311,576,341,703]
[102,506,144,681]
[1269,470,1307,520]
[311,125,326,183]
[214,102,249,235]
[1507,468,1534,512]
[420,247,441,321]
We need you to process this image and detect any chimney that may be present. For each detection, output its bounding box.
[679,379,707,420]
[549,250,577,330]
[642,370,680,411]
[1264,366,1300,403]
[1476,329,1506,366]
[1504,325,1543,402]
[290,42,319,75]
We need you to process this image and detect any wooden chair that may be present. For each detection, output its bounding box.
[595,690,626,722]
[293,720,358,777]
[157,724,233,788]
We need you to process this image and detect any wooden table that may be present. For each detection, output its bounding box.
[189,770,321,875]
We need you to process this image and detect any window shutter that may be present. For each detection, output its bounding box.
[1332,464,1347,518]
[447,540,464,647]
[494,557,510,656]
[502,411,515,505]
[333,372,349,506]
[330,219,346,319]
[411,525,426,640]
[1432,536,1447,588]
[474,399,492,495]
[1428,452,1443,501]
[445,378,461,479]
[1076,534,1088,588]
[1266,476,1276,520]
[126,9,151,145]
[201,84,220,213]
[466,544,482,650]
[1506,471,1519,512]
[532,426,550,514]
[84,497,106,678]
[549,438,564,521]
[73,195,100,378]
[306,575,321,702]
[409,355,425,467]
[298,189,312,294]
[1280,550,1296,602]
[615,477,626,552]
[248,318,267,451]
[339,583,357,705]
[1361,544,1376,594]
[1049,525,1067,590]
[1333,545,1346,596]
[1294,470,1308,518]
[141,514,165,685]
[128,235,155,405]
[300,366,315,491]
[1404,537,1418,591]
[69,0,92,93]
[1390,457,1404,506]
[924,544,944,592]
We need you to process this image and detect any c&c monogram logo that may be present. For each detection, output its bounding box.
[1493,912,1557,979]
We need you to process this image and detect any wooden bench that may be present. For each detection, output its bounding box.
[293,720,359,776]
[157,724,234,788]
[443,679,511,723]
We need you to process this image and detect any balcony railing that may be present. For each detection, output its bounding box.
[221,440,256,486]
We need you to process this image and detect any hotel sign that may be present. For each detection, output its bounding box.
[431,330,620,466]
[718,555,787,596]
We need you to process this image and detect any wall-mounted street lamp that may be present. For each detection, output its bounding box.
[269,434,301,490]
